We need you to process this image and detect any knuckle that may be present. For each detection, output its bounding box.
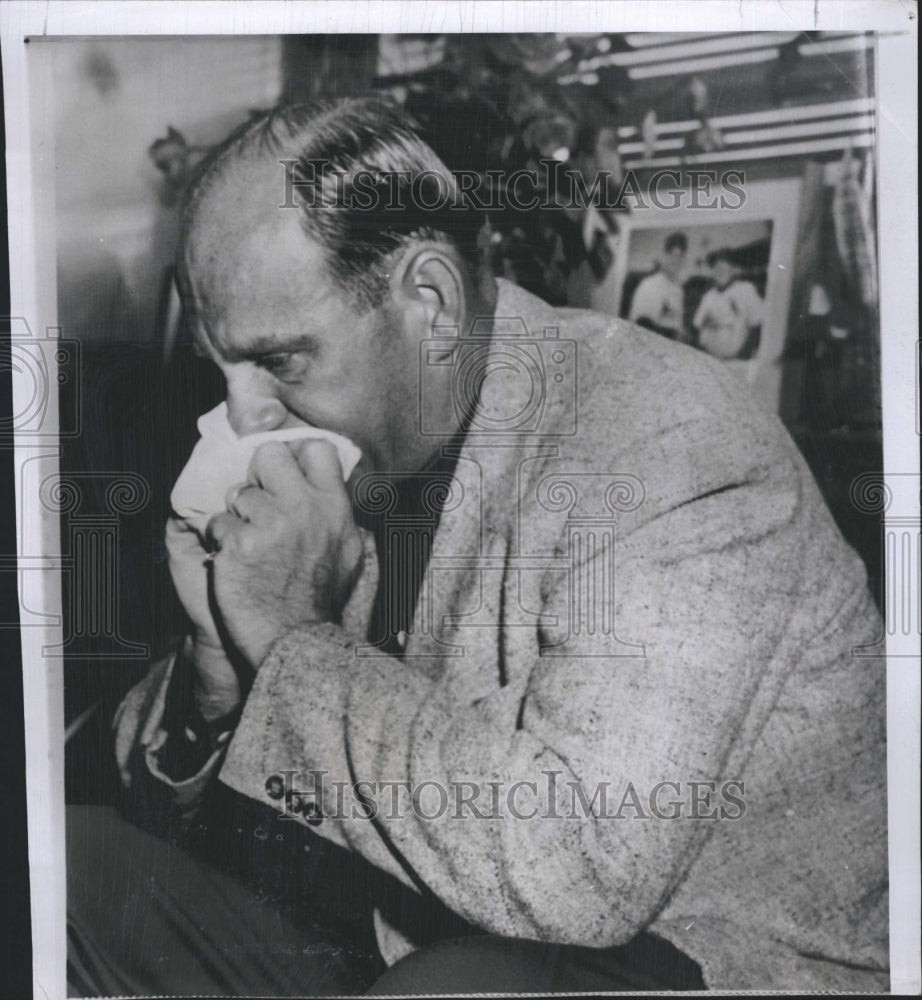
[305,437,336,456]
[251,440,290,476]
[263,509,289,539]
[300,437,338,469]
[238,530,260,558]
[255,439,289,459]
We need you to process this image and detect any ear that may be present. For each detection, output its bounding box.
[393,247,466,333]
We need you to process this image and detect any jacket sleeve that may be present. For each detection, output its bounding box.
[216,422,829,946]
[112,645,231,818]
[113,529,381,820]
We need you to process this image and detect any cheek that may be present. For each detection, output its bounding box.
[274,374,375,441]
[271,381,336,429]
[381,358,420,419]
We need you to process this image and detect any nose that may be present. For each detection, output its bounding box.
[225,372,289,436]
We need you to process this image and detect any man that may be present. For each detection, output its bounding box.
[693,248,765,360]
[68,100,888,995]
[628,231,688,340]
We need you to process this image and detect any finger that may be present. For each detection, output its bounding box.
[227,483,276,523]
[224,480,249,510]
[165,515,209,556]
[167,513,204,540]
[290,438,344,492]
[206,511,240,551]
[247,441,312,503]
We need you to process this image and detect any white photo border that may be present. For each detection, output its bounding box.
[1,3,917,997]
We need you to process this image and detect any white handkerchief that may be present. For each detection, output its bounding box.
[170,402,362,522]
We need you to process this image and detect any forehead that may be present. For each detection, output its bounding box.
[183,158,342,353]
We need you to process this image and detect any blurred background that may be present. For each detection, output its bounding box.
[44,32,883,803]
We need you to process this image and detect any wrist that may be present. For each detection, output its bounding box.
[155,638,240,782]
[188,634,242,722]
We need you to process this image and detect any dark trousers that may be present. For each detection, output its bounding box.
[67,806,705,996]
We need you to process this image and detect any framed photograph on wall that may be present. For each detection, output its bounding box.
[621,218,773,358]
[603,176,803,415]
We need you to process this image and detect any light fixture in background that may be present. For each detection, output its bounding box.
[799,35,872,56]
[628,48,781,80]
[622,33,719,49]
[565,32,871,82]
[614,31,796,67]
[624,131,874,170]
[722,114,876,147]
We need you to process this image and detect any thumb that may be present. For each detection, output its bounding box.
[166,514,210,555]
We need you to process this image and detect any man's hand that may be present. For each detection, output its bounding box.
[206,438,364,670]
[165,516,243,721]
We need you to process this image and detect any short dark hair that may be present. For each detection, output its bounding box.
[706,247,735,267]
[664,231,687,254]
[182,99,490,311]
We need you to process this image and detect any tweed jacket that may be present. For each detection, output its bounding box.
[118,279,888,991]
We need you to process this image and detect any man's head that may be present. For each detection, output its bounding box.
[707,248,737,289]
[177,99,495,478]
[661,232,687,283]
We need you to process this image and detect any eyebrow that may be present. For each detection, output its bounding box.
[221,333,320,364]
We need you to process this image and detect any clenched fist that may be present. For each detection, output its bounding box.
[205,437,364,669]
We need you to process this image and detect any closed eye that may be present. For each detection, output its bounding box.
[258,351,314,382]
